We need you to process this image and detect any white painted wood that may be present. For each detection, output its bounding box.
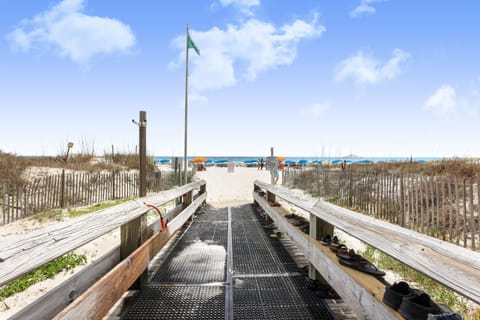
[0,180,206,287]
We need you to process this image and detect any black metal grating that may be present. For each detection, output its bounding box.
[150,239,226,283]
[233,276,334,320]
[123,204,335,319]
[231,211,299,274]
[194,207,228,222]
[180,222,228,245]
[123,285,225,319]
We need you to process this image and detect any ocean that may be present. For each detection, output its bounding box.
[154,156,442,164]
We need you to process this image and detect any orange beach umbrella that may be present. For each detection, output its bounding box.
[276,156,286,161]
[192,157,207,163]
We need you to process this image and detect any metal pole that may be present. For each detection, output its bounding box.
[183,24,189,185]
[139,111,147,197]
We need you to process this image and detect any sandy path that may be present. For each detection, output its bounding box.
[196,166,274,207]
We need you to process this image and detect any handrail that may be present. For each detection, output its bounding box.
[0,180,206,287]
[254,180,480,305]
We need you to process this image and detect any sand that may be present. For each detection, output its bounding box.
[0,166,388,318]
[0,166,276,318]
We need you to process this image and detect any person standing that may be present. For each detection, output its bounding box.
[260,158,265,170]
[270,160,280,184]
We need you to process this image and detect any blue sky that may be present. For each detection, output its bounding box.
[1,0,479,158]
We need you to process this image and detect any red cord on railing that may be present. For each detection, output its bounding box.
[144,202,167,232]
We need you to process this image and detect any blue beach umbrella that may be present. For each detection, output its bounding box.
[355,159,373,164]
[215,159,228,163]
[312,160,322,164]
[298,159,308,164]
[331,159,343,164]
[285,160,293,164]
[156,159,170,164]
[243,159,257,163]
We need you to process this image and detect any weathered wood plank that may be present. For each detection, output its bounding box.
[254,180,480,305]
[253,193,399,320]
[10,248,120,320]
[52,194,206,320]
[0,180,206,287]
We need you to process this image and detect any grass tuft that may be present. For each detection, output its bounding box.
[0,253,87,301]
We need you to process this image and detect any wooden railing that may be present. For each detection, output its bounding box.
[254,180,480,320]
[0,180,206,320]
[282,167,480,251]
[1,171,172,225]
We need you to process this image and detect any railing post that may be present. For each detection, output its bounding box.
[308,213,334,283]
[183,190,193,209]
[121,213,148,289]
[60,169,65,209]
[267,190,275,204]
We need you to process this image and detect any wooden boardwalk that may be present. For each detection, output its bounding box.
[109,204,346,319]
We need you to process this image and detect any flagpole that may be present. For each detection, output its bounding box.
[183,24,189,185]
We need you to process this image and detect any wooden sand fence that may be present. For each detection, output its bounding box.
[0,171,167,225]
[283,167,480,251]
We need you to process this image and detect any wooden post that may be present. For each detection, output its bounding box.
[139,111,147,198]
[469,178,475,249]
[400,172,405,227]
[447,177,452,242]
[183,190,193,210]
[121,214,148,290]
[455,177,460,245]
[441,177,446,240]
[60,169,65,209]
[267,190,275,204]
[463,178,467,247]
[309,213,333,284]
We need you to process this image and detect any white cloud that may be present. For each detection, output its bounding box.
[6,0,135,64]
[424,85,457,113]
[350,0,387,18]
[334,48,410,86]
[304,103,330,118]
[217,0,260,16]
[171,15,325,92]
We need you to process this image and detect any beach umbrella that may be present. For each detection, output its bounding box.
[285,160,293,164]
[298,159,308,164]
[243,159,257,163]
[215,159,228,163]
[355,159,372,164]
[332,159,343,164]
[276,156,286,161]
[312,160,322,164]
[192,157,207,163]
[156,159,170,164]
[206,159,213,163]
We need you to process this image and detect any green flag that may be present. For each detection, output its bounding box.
[187,31,200,55]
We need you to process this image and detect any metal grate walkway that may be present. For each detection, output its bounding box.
[123,204,334,319]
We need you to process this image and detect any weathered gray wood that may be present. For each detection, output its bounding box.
[447,177,452,241]
[0,180,206,287]
[10,247,120,320]
[253,193,397,320]
[254,180,480,305]
[478,179,480,251]
[469,178,475,249]
[463,178,467,247]
[455,177,460,245]
[121,213,148,289]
